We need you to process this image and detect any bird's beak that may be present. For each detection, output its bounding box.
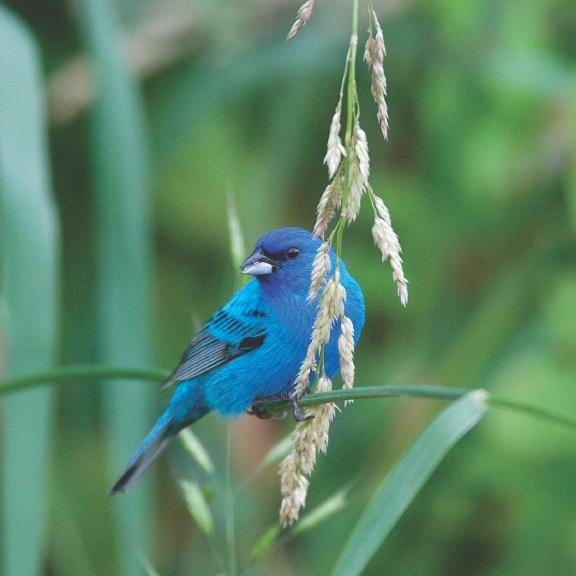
[240,248,279,276]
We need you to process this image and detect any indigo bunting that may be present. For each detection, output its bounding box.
[111,227,365,494]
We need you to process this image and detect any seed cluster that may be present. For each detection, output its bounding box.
[286,0,317,40]
[279,376,336,527]
[280,0,408,527]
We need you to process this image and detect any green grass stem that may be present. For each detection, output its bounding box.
[1,367,575,433]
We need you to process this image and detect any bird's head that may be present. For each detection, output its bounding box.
[240,227,325,296]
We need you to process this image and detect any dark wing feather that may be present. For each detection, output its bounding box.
[164,309,267,387]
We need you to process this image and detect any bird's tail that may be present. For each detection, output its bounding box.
[109,413,173,495]
[110,382,208,495]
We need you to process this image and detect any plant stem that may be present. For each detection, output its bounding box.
[488,395,576,432]
[341,0,359,213]
[0,365,169,395]
[225,426,237,576]
[256,386,576,433]
[344,0,359,149]
[2,366,576,432]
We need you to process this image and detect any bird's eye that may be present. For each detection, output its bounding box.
[286,247,300,260]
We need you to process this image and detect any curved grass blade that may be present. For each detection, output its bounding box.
[78,0,154,573]
[250,488,348,565]
[141,557,162,576]
[260,434,293,469]
[179,428,215,475]
[0,7,60,575]
[331,390,488,576]
[226,193,246,288]
[179,479,214,537]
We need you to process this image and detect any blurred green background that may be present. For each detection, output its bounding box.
[1,0,575,574]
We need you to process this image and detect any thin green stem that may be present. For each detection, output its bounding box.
[335,215,346,258]
[1,366,575,432]
[225,426,237,576]
[488,395,576,432]
[366,0,375,28]
[344,0,359,149]
[0,365,169,395]
[341,0,359,213]
[256,386,576,433]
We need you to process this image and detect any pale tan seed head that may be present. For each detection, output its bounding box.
[365,10,389,141]
[279,452,310,527]
[313,176,342,239]
[309,242,332,301]
[293,267,346,398]
[343,122,370,224]
[287,0,316,40]
[338,315,355,391]
[324,100,346,179]
[371,194,408,306]
[308,376,336,454]
[279,375,336,526]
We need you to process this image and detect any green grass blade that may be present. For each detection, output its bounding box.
[250,488,348,565]
[0,7,60,575]
[291,488,348,536]
[141,557,162,576]
[179,479,214,537]
[2,368,575,433]
[260,434,293,469]
[331,390,489,576]
[78,0,154,573]
[179,428,215,475]
[249,524,281,565]
[226,193,246,283]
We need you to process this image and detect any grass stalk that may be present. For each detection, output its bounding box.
[78,0,154,572]
[2,367,575,433]
[0,7,60,575]
[225,426,238,576]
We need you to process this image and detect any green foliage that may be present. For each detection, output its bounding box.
[179,428,215,475]
[332,392,488,576]
[250,488,349,565]
[1,0,575,574]
[179,479,214,537]
[0,7,59,575]
[77,0,155,573]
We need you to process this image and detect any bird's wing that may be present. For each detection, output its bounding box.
[164,305,268,387]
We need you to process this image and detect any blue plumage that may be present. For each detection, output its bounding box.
[110,227,365,494]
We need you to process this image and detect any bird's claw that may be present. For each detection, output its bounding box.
[247,405,288,420]
[291,398,313,422]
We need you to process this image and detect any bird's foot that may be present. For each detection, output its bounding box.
[291,397,313,423]
[248,391,313,422]
[247,404,287,420]
[248,391,291,419]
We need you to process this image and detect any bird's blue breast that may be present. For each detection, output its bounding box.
[199,262,365,416]
[202,280,313,415]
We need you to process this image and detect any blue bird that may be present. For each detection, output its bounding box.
[110,227,365,494]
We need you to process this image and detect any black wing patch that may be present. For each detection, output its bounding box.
[164,310,266,387]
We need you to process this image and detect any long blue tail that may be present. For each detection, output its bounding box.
[110,381,208,495]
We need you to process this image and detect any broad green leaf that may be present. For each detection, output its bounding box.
[179,428,215,474]
[332,391,488,576]
[78,0,154,573]
[180,479,214,537]
[0,7,60,576]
